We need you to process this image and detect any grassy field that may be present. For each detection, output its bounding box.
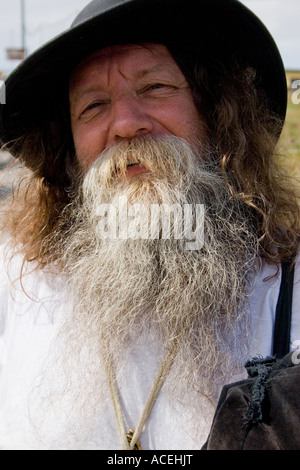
[279,97,300,178]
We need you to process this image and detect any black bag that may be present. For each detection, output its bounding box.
[202,352,300,450]
[203,260,300,450]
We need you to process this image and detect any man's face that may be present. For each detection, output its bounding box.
[69,43,205,171]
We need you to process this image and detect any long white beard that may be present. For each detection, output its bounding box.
[59,135,260,385]
[35,136,260,447]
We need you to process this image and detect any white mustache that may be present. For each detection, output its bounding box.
[82,135,200,190]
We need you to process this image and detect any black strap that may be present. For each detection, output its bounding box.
[272,260,295,358]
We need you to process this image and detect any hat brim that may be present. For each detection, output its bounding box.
[0,0,287,156]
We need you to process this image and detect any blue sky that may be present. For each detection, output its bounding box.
[0,0,299,75]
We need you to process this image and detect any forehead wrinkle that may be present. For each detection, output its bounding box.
[69,44,184,106]
[110,63,173,86]
[72,43,175,81]
[134,64,171,79]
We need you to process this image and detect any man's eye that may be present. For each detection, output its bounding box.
[79,101,106,119]
[139,83,168,95]
[85,102,102,111]
[144,83,168,93]
[141,83,177,96]
[148,83,165,90]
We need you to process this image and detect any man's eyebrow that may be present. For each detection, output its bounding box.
[70,86,105,108]
[134,64,169,79]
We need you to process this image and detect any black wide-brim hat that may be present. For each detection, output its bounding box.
[0,0,287,160]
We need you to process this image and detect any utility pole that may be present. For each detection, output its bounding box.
[6,0,27,61]
[21,0,26,58]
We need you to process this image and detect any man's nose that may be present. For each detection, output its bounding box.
[107,96,153,146]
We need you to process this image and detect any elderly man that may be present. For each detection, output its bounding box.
[0,0,299,450]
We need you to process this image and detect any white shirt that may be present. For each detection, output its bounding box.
[0,244,300,450]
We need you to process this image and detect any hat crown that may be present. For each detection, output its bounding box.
[72,0,130,27]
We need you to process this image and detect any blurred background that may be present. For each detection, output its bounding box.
[0,0,299,193]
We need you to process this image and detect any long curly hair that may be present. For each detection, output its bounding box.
[1,48,299,270]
